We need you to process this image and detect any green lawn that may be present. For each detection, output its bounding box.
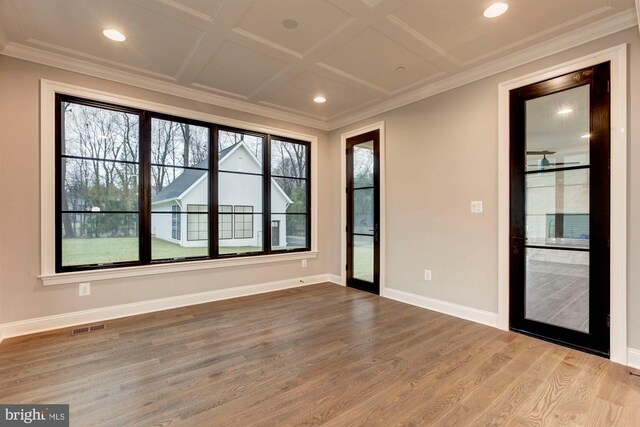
[62,237,274,266]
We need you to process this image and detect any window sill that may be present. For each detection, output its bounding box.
[39,251,318,286]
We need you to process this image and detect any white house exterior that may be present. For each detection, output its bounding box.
[152,142,292,248]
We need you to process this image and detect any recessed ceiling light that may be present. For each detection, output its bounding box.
[313,96,326,104]
[558,108,573,115]
[103,28,126,42]
[483,2,509,18]
[282,19,298,29]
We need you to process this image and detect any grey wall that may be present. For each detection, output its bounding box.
[329,28,640,348]
[1,27,639,350]
[0,56,335,324]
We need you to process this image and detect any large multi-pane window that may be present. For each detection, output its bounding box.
[218,129,264,255]
[56,96,311,272]
[59,99,141,268]
[271,138,310,251]
[150,117,210,260]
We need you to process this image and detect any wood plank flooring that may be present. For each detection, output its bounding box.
[1,283,639,426]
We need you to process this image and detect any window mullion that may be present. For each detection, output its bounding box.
[306,140,312,250]
[140,111,152,265]
[264,135,272,255]
[210,125,219,259]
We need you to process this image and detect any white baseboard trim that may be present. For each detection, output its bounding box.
[628,348,640,370]
[0,274,332,342]
[382,287,500,329]
[327,274,343,285]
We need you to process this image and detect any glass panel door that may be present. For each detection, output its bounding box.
[509,63,610,356]
[346,131,380,294]
[524,86,591,332]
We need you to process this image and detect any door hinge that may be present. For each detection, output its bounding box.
[607,80,610,93]
[607,314,610,328]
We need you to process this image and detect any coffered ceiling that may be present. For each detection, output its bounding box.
[0,0,637,130]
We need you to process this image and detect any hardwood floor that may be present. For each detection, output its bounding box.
[1,283,638,426]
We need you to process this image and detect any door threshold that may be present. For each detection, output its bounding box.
[510,327,609,359]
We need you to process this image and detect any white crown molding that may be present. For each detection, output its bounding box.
[327,9,638,130]
[0,9,636,133]
[0,274,332,342]
[0,42,330,131]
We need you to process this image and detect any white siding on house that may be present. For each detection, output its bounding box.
[151,143,292,249]
[180,174,209,248]
[151,201,178,243]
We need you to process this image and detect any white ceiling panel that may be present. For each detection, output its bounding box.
[320,28,442,93]
[0,0,636,127]
[235,0,352,55]
[260,71,377,118]
[10,0,204,76]
[194,41,291,97]
[391,0,636,64]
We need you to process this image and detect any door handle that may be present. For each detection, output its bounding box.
[511,236,526,254]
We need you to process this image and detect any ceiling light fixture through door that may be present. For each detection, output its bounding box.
[103,29,126,42]
[483,3,509,18]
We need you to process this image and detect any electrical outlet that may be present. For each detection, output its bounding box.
[424,270,432,281]
[471,201,483,213]
[79,282,91,296]
[301,259,307,268]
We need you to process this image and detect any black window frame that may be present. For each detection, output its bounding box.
[269,136,312,254]
[55,95,312,273]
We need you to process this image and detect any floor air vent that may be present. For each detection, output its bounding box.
[72,324,106,335]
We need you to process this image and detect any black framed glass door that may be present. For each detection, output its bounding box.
[509,63,610,356]
[346,130,380,295]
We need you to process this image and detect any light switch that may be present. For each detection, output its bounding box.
[471,201,483,213]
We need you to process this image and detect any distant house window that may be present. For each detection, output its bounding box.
[172,205,181,240]
[234,206,253,239]
[187,205,208,241]
[219,205,233,240]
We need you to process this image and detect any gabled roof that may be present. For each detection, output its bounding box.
[152,144,235,203]
[152,142,293,205]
